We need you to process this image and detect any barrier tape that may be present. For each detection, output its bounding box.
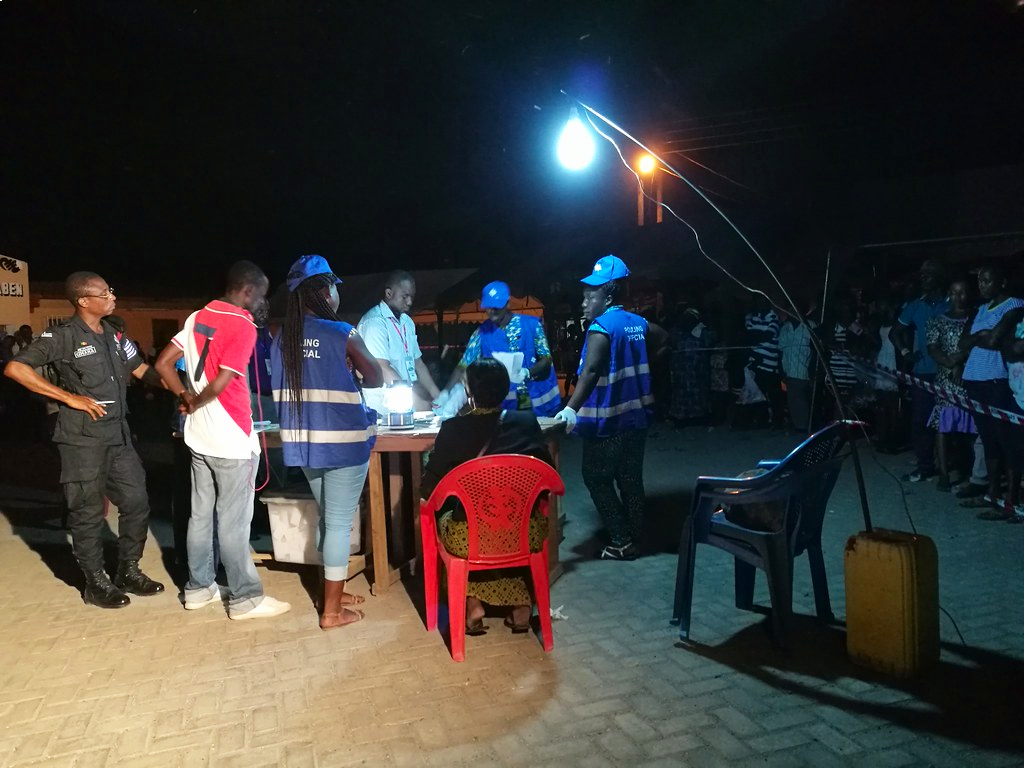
[851,359,1024,428]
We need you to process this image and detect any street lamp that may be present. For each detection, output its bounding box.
[635,153,662,226]
[637,154,656,175]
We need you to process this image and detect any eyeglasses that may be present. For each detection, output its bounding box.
[80,288,115,299]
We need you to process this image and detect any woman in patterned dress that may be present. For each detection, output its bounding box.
[669,308,713,424]
[924,279,976,491]
[421,359,555,635]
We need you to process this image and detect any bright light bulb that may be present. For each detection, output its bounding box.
[557,109,595,171]
[637,154,656,174]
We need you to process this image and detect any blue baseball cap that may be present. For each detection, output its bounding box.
[580,255,630,286]
[286,254,342,292]
[480,280,510,309]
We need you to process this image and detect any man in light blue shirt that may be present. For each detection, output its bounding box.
[357,270,441,412]
[778,309,817,432]
[889,260,949,482]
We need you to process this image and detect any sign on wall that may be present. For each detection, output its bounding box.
[0,256,31,333]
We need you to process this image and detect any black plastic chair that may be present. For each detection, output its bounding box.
[672,421,856,647]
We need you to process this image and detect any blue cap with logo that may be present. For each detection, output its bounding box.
[286,254,342,292]
[580,255,630,286]
[480,280,510,309]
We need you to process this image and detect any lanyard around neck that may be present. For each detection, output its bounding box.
[388,315,409,354]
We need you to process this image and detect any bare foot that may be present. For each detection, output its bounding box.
[509,605,531,628]
[320,606,364,630]
[466,596,485,624]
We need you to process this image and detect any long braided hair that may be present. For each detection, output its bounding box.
[281,272,341,421]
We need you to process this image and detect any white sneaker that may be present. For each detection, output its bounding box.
[184,585,222,610]
[229,596,291,621]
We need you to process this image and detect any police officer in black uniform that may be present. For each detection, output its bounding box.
[4,271,166,608]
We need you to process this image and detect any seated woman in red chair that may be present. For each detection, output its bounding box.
[421,358,555,635]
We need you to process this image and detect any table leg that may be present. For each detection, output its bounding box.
[368,452,392,595]
[546,438,564,584]
[409,453,423,576]
[388,454,407,565]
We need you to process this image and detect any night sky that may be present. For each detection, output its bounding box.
[2,1,1022,297]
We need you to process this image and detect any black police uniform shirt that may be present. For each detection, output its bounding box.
[13,316,143,446]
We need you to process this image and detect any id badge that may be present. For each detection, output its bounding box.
[405,357,417,382]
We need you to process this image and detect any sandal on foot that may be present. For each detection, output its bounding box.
[960,496,994,509]
[339,593,365,606]
[320,606,364,630]
[976,509,1012,521]
[466,618,487,636]
[503,616,531,634]
[955,483,986,499]
[599,543,640,561]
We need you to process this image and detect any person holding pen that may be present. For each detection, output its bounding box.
[4,271,168,608]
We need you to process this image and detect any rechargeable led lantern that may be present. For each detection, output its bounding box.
[384,382,414,428]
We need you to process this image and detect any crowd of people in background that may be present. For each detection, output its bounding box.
[605,255,1023,519]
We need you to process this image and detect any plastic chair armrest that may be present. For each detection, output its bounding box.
[694,470,778,495]
[695,474,761,489]
[696,486,795,506]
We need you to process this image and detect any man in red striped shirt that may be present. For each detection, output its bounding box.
[155,261,291,620]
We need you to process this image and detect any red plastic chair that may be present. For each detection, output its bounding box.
[420,454,565,662]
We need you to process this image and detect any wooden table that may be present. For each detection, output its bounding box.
[264,418,566,596]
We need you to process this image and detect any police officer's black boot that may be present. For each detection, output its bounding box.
[114,560,165,596]
[83,569,131,609]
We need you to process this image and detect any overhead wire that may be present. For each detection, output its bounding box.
[663,122,806,146]
[575,95,969,644]
[582,111,775,306]
[573,96,802,319]
[661,104,794,132]
[566,91,874,533]
[667,154,755,193]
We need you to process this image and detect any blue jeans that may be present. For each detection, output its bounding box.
[303,462,369,580]
[185,451,264,615]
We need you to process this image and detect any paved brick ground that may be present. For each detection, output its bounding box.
[1,426,1022,767]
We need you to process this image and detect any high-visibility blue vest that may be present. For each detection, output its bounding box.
[575,307,653,438]
[270,317,376,469]
[478,314,561,416]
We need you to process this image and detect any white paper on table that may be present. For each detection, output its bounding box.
[491,351,524,382]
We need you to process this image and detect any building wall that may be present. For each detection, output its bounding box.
[0,257,31,335]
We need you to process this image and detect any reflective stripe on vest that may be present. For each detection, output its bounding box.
[279,426,377,444]
[270,316,375,469]
[577,394,655,420]
[273,388,363,405]
[528,370,562,416]
[597,363,650,387]
[576,308,653,438]
[480,313,561,415]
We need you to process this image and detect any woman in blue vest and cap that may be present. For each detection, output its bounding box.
[438,281,562,418]
[555,256,668,560]
[271,255,383,629]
